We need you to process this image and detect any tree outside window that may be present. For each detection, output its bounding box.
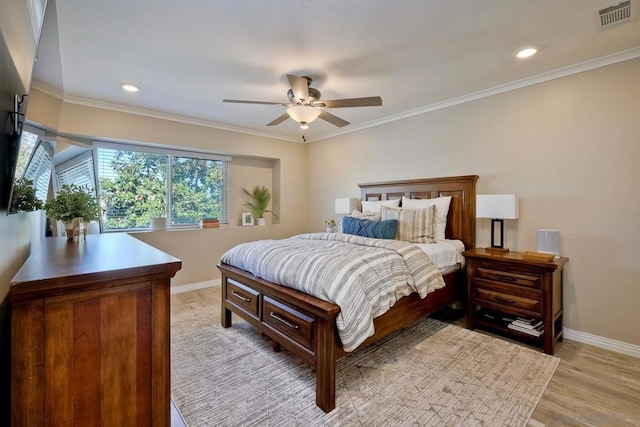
[98,147,227,230]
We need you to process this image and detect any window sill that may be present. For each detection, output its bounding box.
[123,224,280,235]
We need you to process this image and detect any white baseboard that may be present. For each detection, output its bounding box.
[170,279,220,294]
[564,328,640,359]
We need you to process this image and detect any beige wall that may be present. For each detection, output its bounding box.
[307,58,640,347]
[26,91,308,285]
[24,60,640,347]
[25,88,63,130]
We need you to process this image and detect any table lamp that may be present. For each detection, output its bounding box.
[476,194,519,253]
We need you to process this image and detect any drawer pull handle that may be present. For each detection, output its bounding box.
[494,296,516,304]
[269,312,299,330]
[231,291,250,303]
[494,275,516,282]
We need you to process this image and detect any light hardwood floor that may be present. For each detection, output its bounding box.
[171,287,640,426]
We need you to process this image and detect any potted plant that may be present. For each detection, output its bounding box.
[44,184,100,238]
[242,186,278,226]
[10,178,43,212]
[150,197,167,231]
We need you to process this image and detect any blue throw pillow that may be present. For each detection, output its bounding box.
[342,217,398,240]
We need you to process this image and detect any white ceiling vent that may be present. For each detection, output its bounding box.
[595,0,637,32]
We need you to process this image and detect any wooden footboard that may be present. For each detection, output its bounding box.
[219,263,341,411]
[218,263,460,412]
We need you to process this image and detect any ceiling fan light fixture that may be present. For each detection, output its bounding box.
[286,105,321,124]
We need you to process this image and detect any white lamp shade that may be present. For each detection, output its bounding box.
[537,229,560,255]
[286,105,321,123]
[335,198,360,214]
[476,194,519,219]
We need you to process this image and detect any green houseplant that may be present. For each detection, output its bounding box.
[44,184,100,237]
[242,186,278,226]
[10,178,43,212]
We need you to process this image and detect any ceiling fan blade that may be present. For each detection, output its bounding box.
[321,96,382,108]
[266,113,290,126]
[287,74,310,103]
[223,99,284,105]
[319,111,350,127]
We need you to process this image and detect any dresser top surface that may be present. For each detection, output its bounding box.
[10,233,182,298]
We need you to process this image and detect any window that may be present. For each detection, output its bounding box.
[9,126,54,213]
[95,142,229,231]
[56,151,96,195]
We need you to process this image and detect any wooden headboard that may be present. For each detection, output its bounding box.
[359,175,479,249]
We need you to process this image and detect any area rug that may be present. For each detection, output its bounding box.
[171,289,559,426]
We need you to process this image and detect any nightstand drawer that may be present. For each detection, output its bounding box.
[476,288,542,315]
[476,267,542,289]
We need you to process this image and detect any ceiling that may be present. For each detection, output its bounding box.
[33,0,640,143]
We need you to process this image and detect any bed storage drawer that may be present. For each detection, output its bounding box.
[263,296,315,349]
[226,279,260,318]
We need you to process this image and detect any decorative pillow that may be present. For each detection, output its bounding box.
[350,209,381,221]
[341,217,398,240]
[360,199,400,214]
[381,205,436,243]
[401,196,452,241]
[337,210,382,232]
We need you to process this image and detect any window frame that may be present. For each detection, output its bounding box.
[93,141,231,232]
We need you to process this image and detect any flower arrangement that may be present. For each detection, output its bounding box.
[324,218,336,227]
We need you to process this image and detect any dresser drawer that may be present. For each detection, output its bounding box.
[226,279,260,318]
[475,288,542,316]
[263,296,315,349]
[476,267,542,290]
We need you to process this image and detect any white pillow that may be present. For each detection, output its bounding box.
[360,199,400,214]
[401,196,452,241]
[381,205,436,243]
[350,209,381,221]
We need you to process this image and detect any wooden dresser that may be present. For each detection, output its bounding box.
[10,234,181,426]
[464,248,568,355]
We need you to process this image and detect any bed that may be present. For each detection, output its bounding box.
[217,175,478,412]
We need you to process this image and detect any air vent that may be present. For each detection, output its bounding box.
[595,0,636,31]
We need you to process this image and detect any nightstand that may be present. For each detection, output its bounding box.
[463,248,568,355]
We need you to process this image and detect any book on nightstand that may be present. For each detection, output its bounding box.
[507,317,544,337]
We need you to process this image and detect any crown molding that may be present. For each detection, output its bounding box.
[31,47,640,144]
[61,95,301,143]
[30,81,64,99]
[311,47,640,143]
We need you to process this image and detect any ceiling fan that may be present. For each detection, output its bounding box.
[223,74,382,129]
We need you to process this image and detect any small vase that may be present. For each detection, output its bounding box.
[326,226,335,233]
[257,217,266,226]
[64,222,74,240]
[72,217,84,243]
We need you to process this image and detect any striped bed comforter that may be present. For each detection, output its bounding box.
[220,233,445,352]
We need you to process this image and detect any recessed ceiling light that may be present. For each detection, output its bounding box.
[121,83,139,93]
[516,46,539,59]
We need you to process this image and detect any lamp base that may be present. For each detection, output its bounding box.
[485,247,510,254]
